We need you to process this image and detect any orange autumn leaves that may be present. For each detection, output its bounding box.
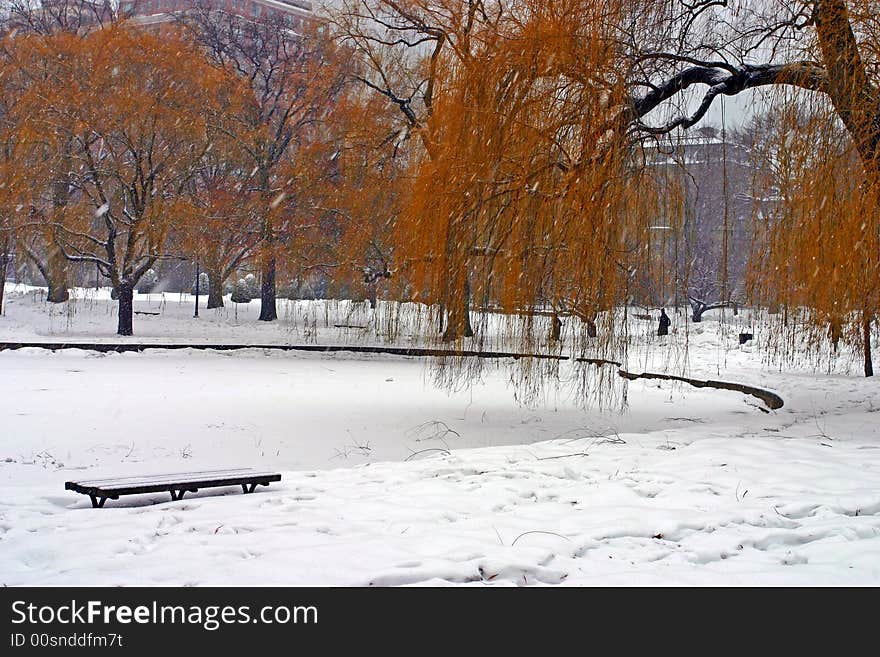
[0,21,395,332]
[748,103,880,364]
[2,25,247,275]
[397,0,659,349]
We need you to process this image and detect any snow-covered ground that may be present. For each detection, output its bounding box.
[1,285,878,585]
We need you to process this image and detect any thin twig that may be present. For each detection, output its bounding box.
[511,530,571,546]
[403,448,451,461]
[536,452,589,461]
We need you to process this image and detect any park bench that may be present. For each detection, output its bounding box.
[65,468,282,508]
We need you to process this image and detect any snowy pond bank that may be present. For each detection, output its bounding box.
[1,288,878,585]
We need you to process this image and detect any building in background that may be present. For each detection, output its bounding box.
[3,0,315,33]
[640,128,760,311]
[120,0,314,28]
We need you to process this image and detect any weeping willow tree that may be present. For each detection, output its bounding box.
[747,101,879,377]
[336,0,880,397]
[396,1,663,338]
[333,0,695,402]
[354,1,672,403]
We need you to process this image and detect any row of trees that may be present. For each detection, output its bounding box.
[1,1,877,377]
[0,5,401,335]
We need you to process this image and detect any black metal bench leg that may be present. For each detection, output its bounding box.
[170,489,198,502]
[89,494,107,508]
[242,483,257,494]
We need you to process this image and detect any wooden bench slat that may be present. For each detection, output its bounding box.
[66,473,280,492]
[65,468,282,507]
[74,474,280,492]
[69,468,262,487]
[73,473,280,490]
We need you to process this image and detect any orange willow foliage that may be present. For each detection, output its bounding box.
[747,102,880,374]
[0,65,25,313]
[0,65,23,234]
[0,29,73,303]
[316,89,406,300]
[398,0,661,355]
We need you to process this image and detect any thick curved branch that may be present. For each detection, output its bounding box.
[354,75,420,127]
[628,61,829,134]
[814,0,880,165]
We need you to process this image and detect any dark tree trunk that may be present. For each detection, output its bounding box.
[829,316,843,353]
[0,246,8,315]
[46,243,69,303]
[46,282,69,303]
[207,268,224,309]
[463,301,474,337]
[442,278,473,341]
[442,301,473,341]
[585,317,598,338]
[549,313,562,342]
[814,1,879,172]
[864,314,874,378]
[117,282,134,336]
[46,162,71,303]
[688,298,735,322]
[367,283,377,310]
[259,257,277,322]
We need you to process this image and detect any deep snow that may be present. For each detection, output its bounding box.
[0,285,878,585]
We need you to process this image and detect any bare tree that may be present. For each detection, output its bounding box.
[8,25,243,334]
[180,3,345,322]
[2,0,114,35]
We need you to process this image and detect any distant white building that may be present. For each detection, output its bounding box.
[4,0,316,32]
[121,0,314,27]
[639,128,761,306]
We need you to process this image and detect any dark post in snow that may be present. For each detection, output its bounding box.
[0,239,9,316]
[194,260,200,318]
[658,308,670,336]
